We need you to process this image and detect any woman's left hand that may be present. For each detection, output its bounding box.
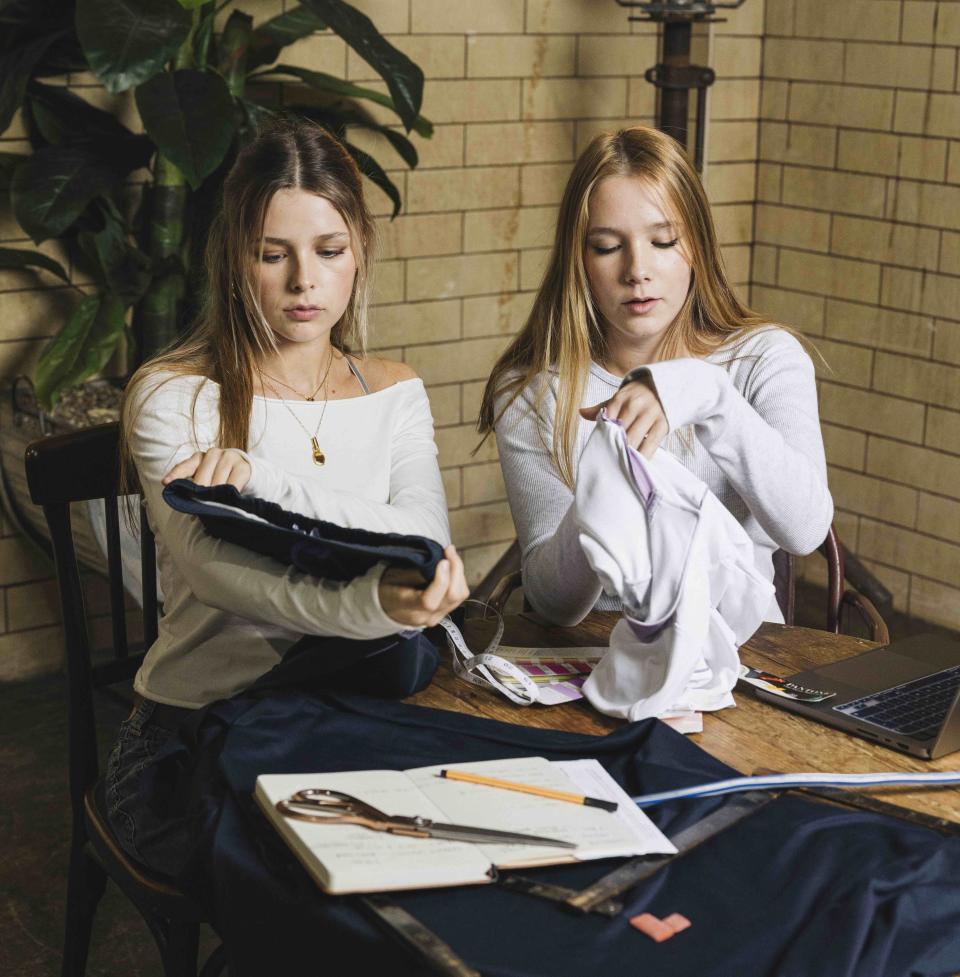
[579,378,668,458]
[378,545,470,629]
[163,448,251,491]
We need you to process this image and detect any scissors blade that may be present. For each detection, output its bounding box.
[422,821,577,849]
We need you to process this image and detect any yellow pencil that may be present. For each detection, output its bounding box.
[438,769,618,812]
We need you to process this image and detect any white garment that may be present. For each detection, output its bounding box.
[575,414,774,722]
[494,327,833,627]
[127,371,450,709]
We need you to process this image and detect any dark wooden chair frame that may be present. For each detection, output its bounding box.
[474,533,890,645]
[25,422,224,977]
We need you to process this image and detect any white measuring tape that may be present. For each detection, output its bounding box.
[632,770,960,807]
[436,601,539,706]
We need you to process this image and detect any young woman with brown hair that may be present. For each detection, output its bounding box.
[107,121,467,874]
[478,125,832,627]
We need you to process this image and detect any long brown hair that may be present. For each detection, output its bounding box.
[477,125,768,488]
[120,120,376,489]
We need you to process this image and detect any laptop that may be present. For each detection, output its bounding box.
[751,633,960,759]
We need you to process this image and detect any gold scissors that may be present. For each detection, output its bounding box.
[276,788,576,849]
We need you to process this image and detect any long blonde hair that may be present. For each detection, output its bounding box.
[477,125,768,488]
[121,120,376,489]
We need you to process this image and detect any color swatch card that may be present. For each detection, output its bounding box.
[495,646,606,705]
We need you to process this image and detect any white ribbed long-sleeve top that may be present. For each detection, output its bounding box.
[494,327,833,627]
[129,372,450,708]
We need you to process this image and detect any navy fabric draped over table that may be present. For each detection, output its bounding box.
[149,482,960,977]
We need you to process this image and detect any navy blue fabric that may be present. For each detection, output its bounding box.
[146,677,960,977]
[125,633,439,881]
[159,479,443,698]
[153,480,960,974]
[162,478,446,582]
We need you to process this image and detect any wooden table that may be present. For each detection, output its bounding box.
[409,613,960,824]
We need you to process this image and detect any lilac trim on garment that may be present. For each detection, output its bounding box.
[626,446,655,507]
[600,412,656,506]
[625,613,673,642]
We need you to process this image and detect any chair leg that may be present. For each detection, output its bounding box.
[155,918,200,977]
[61,845,108,977]
[198,942,228,977]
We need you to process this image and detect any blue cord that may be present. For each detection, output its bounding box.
[632,771,960,808]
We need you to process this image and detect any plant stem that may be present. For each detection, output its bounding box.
[134,158,187,360]
[132,9,207,364]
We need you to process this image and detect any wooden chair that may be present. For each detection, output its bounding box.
[474,527,890,644]
[25,422,224,977]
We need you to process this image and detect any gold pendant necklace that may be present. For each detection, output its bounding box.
[258,351,334,465]
[267,395,329,466]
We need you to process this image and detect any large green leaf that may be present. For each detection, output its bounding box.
[11,145,116,242]
[0,0,73,27]
[256,64,432,138]
[0,150,25,186]
[246,6,327,72]
[176,0,209,9]
[218,10,252,97]
[135,69,236,189]
[300,0,423,133]
[330,106,418,168]
[345,141,400,218]
[0,30,65,133]
[79,201,152,305]
[76,0,191,94]
[289,102,418,168]
[0,245,70,283]
[191,1,216,68]
[26,81,154,174]
[34,291,127,408]
[238,97,278,144]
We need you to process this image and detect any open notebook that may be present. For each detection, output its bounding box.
[255,756,676,894]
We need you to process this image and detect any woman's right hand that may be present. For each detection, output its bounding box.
[162,448,251,491]
[579,376,668,459]
[378,545,469,628]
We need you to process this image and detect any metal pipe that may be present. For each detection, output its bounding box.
[660,18,692,147]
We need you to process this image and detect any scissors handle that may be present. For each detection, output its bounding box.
[277,789,433,837]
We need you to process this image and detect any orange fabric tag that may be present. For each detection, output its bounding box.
[662,913,692,933]
[629,913,674,942]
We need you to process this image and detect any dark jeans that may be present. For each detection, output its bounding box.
[104,633,439,880]
[105,697,194,878]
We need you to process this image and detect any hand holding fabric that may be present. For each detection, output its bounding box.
[580,374,668,458]
[378,545,469,628]
[164,448,252,492]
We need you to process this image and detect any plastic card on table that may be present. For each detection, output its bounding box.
[496,646,607,706]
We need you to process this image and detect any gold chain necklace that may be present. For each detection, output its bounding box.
[259,355,333,402]
[258,351,335,466]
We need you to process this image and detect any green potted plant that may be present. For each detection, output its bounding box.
[0,0,430,551]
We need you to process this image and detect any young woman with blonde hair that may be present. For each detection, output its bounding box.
[478,124,832,627]
[108,121,466,875]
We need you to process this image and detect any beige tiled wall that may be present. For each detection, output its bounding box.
[755,0,960,629]
[354,0,764,590]
[0,0,767,679]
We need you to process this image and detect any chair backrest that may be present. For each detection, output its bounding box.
[771,548,795,625]
[478,531,852,632]
[24,422,159,831]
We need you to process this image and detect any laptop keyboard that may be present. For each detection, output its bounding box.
[833,665,960,741]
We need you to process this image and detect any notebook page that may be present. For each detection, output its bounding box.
[408,757,676,868]
[255,770,492,894]
[554,759,677,857]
